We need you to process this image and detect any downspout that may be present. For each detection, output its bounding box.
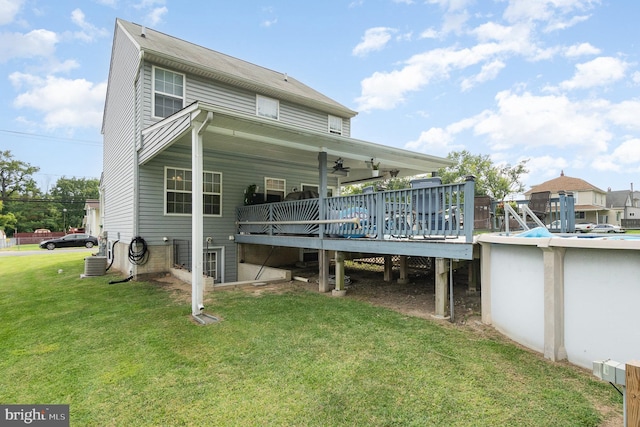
[192,111,213,318]
[131,50,144,276]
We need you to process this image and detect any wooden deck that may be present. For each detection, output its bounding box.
[236,179,476,260]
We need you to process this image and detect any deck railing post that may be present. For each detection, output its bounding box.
[566,192,575,232]
[463,176,476,242]
[558,191,567,232]
[375,191,385,240]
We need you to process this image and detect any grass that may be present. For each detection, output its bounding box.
[0,252,622,426]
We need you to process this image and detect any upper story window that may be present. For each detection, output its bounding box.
[153,67,185,118]
[256,95,279,120]
[328,115,343,135]
[265,177,285,202]
[165,167,222,216]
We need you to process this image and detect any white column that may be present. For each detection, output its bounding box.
[191,121,205,316]
[543,247,567,362]
[480,243,492,325]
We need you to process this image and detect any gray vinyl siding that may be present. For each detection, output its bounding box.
[101,24,140,242]
[137,146,328,282]
[139,62,351,137]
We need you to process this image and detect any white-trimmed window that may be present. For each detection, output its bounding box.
[328,115,343,135]
[256,95,279,120]
[153,67,185,118]
[165,167,222,215]
[203,250,218,280]
[265,177,285,202]
[302,183,334,197]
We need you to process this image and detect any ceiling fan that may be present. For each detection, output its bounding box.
[331,158,350,176]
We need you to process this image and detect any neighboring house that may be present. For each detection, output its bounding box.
[101,19,477,315]
[525,171,608,224]
[83,199,101,237]
[605,187,640,227]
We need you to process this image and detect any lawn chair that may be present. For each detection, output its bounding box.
[526,191,550,226]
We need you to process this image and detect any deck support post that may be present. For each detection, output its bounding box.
[467,244,480,293]
[397,255,409,284]
[318,249,331,293]
[383,255,393,282]
[434,257,449,319]
[334,251,345,291]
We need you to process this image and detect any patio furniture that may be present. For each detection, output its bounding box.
[527,191,551,225]
[473,195,493,230]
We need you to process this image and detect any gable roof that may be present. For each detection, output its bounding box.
[606,190,640,209]
[116,19,357,118]
[525,173,605,195]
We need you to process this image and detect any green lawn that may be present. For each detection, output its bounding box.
[0,252,621,426]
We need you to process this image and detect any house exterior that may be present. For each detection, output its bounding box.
[82,199,101,237]
[604,188,640,228]
[101,19,476,316]
[525,172,608,224]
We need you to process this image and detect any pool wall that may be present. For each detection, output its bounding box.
[478,234,640,369]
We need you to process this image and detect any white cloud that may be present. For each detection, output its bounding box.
[419,28,439,39]
[10,73,107,129]
[460,59,505,91]
[564,42,600,57]
[607,100,640,131]
[525,155,569,183]
[405,126,461,155]
[426,0,472,12]
[261,18,278,28]
[441,11,470,35]
[503,0,597,25]
[559,56,628,90]
[70,9,109,42]
[145,7,167,26]
[0,0,23,25]
[473,90,611,152]
[352,27,397,57]
[592,139,640,172]
[356,41,518,111]
[0,29,58,63]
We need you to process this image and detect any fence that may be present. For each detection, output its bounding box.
[13,232,65,245]
[621,219,640,229]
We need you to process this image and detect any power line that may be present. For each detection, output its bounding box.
[1,198,89,204]
[0,129,102,146]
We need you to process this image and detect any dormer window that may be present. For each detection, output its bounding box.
[328,115,343,135]
[256,95,279,120]
[153,66,185,118]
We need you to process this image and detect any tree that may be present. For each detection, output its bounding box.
[0,150,40,201]
[438,150,528,200]
[0,201,17,234]
[49,177,100,230]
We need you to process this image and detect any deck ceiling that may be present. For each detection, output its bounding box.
[143,103,453,184]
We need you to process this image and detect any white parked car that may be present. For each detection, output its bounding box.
[546,221,595,233]
[591,224,626,233]
[575,222,596,233]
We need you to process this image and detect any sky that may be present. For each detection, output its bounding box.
[1,0,639,195]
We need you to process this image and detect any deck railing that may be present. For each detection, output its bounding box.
[492,192,576,233]
[236,178,476,242]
